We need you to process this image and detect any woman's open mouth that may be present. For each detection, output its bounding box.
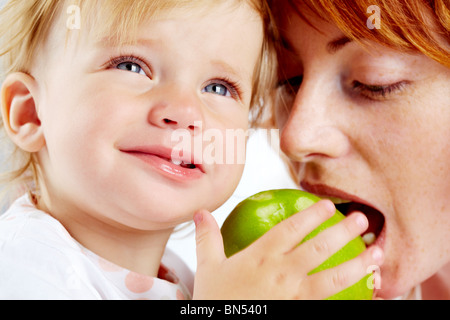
[334,202,385,246]
[301,182,386,247]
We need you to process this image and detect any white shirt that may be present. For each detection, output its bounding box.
[0,194,194,300]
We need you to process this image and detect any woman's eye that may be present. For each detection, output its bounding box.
[116,62,145,75]
[352,80,408,100]
[203,83,231,97]
[278,75,303,98]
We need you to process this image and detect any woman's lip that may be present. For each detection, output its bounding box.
[300,181,379,211]
[300,181,387,249]
[373,224,386,249]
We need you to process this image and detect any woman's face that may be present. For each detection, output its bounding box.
[276,4,450,299]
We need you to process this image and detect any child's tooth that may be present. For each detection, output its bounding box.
[362,232,376,246]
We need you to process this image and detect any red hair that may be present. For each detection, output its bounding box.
[275,0,450,67]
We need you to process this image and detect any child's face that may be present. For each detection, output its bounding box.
[33,3,263,230]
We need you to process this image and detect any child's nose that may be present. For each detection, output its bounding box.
[147,85,204,132]
[161,118,196,131]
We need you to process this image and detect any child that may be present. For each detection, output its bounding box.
[0,0,380,299]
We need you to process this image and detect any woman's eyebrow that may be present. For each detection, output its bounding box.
[281,34,353,56]
[327,36,352,54]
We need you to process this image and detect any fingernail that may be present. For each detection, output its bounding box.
[322,200,336,214]
[355,213,368,229]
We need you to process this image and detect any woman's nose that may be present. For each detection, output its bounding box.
[280,77,350,163]
[147,84,203,133]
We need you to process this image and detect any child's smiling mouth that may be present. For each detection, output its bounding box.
[119,145,205,181]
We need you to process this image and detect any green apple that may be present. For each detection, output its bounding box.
[220,189,373,300]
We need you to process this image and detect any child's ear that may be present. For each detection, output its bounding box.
[1,72,45,153]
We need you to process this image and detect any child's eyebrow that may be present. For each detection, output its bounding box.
[210,60,245,81]
[94,37,249,85]
[95,37,160,50]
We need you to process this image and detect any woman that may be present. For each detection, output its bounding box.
[271,0,450,299]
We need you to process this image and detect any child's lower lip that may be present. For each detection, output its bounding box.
[123,151,204,181]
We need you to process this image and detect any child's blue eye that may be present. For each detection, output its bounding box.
[116,62,145,75]
[203,83,231,97]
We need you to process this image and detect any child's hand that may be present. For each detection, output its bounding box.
[193,200,384,300]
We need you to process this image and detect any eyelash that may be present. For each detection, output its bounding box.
[351,81,408,100]
[278,75,303,96]
[105,55,243,100]
[278,76,407,102]
[209,77,243,100]
[106,55,151,77]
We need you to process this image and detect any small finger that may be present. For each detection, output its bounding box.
[304,245,384,299]
[251,200,336,254]
[292,212,369,273]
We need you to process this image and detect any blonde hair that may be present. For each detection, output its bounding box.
[0,0,278,208]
